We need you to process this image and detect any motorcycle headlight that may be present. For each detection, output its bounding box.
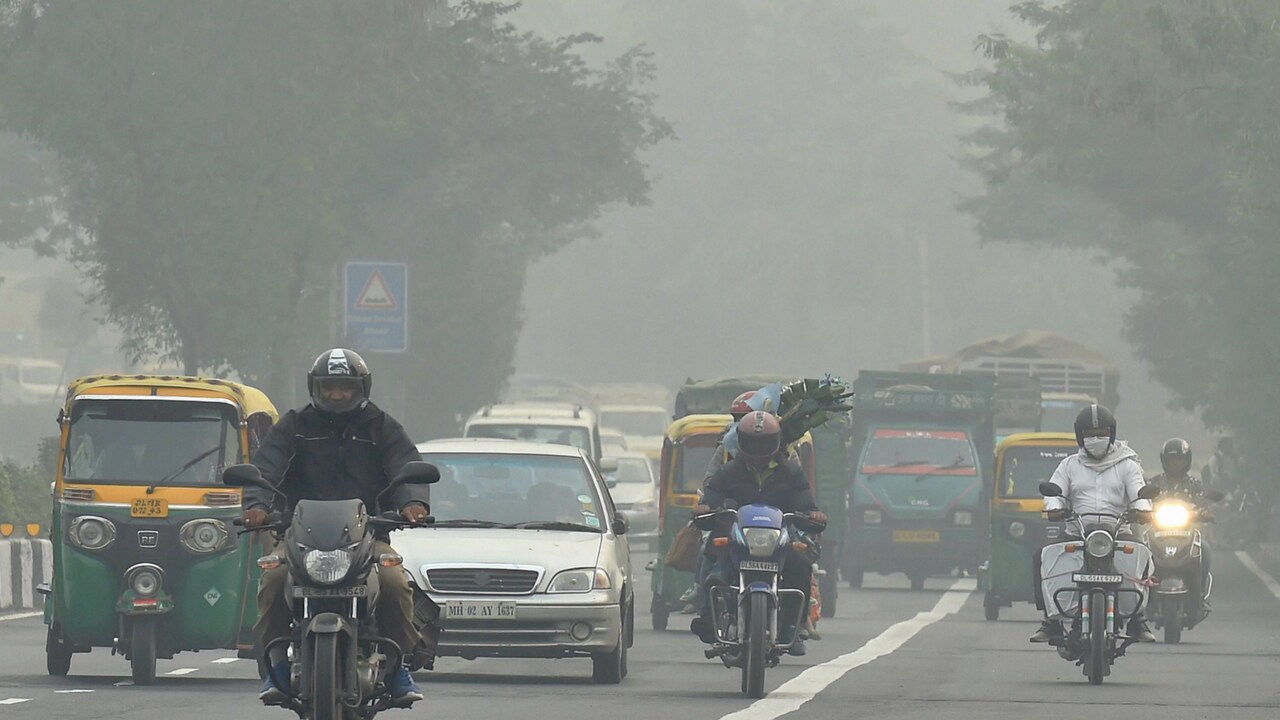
[68,516,116,551]
[303,548,353,585]
[1085,530,1114,559]
[862,509,882,524]
[180,519,229,553]
[548,567,610,593]
[742,527,782,558]
[1154,503,1190,529]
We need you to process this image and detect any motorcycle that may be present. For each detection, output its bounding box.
[694,501,825,699]
[1145,490,1223,644]
[222,461,439,720]
[1038,481,1159,685]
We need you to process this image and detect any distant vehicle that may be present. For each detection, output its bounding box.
[402,439,634,683]
[601,427,629,455]
[603,451,659,546]
[464,403,603,462]
[0,356,63,405]
[597,404,668,458]
[1039,392,1098,434]
[503,374,596,409]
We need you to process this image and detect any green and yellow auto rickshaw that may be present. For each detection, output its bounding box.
[42,374,278,683]
[979,432,1076,620]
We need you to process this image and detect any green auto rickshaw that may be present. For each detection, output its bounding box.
[42,374,278,683]
[979,432,1076,620]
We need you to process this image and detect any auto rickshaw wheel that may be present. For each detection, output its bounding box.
[46,626,72,676]
[983,592,1000,621]
[130,617,157,685]
[651,607,669,631]
[909,573,926,591]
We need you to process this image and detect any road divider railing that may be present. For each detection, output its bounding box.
[1,538,53,611]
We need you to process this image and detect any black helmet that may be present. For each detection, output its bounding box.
[1073,403,1116,447]
[307,348,371,415]
[1160,437,1192,476]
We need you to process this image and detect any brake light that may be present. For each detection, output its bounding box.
[132,598,159,608]
[712,537,729,548]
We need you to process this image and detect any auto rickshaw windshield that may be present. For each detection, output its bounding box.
[1000,446,1074,498]
[64,399,242,486]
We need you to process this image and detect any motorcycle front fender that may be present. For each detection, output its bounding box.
[306,612,351,635]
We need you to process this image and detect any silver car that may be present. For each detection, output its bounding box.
[396,439,634,683]
[604,451,659,547]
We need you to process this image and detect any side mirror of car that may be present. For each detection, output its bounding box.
[1205,489,1225,503]
[613,511,629,536]
[1138,484,1162,500]
[597,457,619,474]
[605,476,618,489]
[1038,482,1063,498]
[394,461,441,486]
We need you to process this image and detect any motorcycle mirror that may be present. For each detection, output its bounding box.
[393,461,441,486]
[1138,484,1162,500]
[1038,482,1063,497]
[222,463,270,491]
[1205,489,1225,503]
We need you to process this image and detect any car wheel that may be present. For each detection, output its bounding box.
[592,609,629,683]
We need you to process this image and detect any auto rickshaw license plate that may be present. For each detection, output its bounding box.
[131,498,169,518]
[445,601,517,620]
[892,530,940,543]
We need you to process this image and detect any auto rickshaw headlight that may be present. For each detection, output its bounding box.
[1085,530,1114,558]
[1008,521,1027,538]
[742,528,782,558]
[180,519,229,553]
[303,548,353,585]
[68,516,116,551]
[126,564,164,597]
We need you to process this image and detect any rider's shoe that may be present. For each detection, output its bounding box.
[1130,618,1157,642]
[258,660,291,705]
[1029,620,1062,643]
[690,617,718,644]
[388,665,424,704]
[788,635,807,656]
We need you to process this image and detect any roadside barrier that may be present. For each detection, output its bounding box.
[0,538,53,611]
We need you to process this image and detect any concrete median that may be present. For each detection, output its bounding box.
[0,538,52,611]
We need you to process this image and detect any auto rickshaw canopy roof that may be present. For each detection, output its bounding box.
[996,431,1078,454]
[666,413,734,441]
[64,374,278,420]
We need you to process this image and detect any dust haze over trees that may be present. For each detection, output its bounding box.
[0,0,668,438]
[961,0,1280,479]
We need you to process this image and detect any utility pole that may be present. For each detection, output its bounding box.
[917,232,932,358]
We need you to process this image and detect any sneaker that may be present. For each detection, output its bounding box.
[1130,619,1156,643]
[258,660,290,705]
[1029,620,1061,643]
[387,665,424,703]
[690,617,718,644]
[789,635,807,656]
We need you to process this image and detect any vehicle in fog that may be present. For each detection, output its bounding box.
[0,355,62,405]
[464,403,604,462]
[604,451,659,547]
[598,403,668,458]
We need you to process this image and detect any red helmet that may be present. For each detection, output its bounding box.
[737,411,781,459]
[730,391,758,419]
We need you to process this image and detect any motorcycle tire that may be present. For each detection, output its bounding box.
[312,633,343,720]
[130,617,157,686]
[742,593,769,699]
[1164,600,1182,644]
[1087,591,1106,686]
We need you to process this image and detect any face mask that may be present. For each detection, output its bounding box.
[1083,436,1112,458]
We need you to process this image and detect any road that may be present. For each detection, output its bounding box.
[3,548,1279,719]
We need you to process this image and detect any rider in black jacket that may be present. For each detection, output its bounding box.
[243,349,428,705]
[1148,438,1213,606]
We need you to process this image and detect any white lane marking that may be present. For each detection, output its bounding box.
[0,611,43,622]
[55,690,95,694]
[1235,551,1280,602]
[0,698,32,705]
[167,667,200,676]
[212,657,241,664]
[719,578,975,720]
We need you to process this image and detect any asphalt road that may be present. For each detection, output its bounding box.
[4,548,1280,719]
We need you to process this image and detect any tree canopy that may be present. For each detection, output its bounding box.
[961,0,1280,472]
[0,0,669,436]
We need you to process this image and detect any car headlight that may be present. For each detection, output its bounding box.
[180,519,229,553]
[953,511,974,526]
[548,567,611,593]
[1008,521,1026,539]
[1084,530,1114,559]
[303,548,353,585]
[125,564,164,597]
[863,509,882,524]
[68,516,116,550]
[1154,503,1190,529]
[742,527,782,558]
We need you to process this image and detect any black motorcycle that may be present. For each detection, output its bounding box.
[1144,490,1223,644]
[224,462,438,720]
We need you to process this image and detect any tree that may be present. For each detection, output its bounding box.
[960,0,1280,475]
[0,1,668,436]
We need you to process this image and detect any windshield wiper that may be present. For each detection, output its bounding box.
[509,520,602,533]
[148,445,221,494]
[913,459,974,482]
[430,519,507,528]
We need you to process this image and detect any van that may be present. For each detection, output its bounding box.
[0,356,63,405]
[463,403,603,461]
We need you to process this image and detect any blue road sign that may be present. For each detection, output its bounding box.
[344,262,408,353]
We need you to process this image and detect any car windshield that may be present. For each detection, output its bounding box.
[22,365,61,385]
[598,410,668,437]
[859,429,977,476]
[64,399,241,486]
[612,457,653,484]
[422,452,605,530]
[465,423,591,454]
[1001,446,1074,498]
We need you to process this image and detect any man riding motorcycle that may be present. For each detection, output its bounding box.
[1148,437,1213,609]
[242,349,429,705]
[1030,404,1156,644]
[689,411,826,655]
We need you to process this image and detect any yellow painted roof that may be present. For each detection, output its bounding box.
[65,374,278,419]
[997,431,1077,452]
[666,413,733,441]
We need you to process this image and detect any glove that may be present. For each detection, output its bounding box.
[402,502,430,523]
[809,511,828,525]
[242,506,269,528]
[1045,508,1067,522]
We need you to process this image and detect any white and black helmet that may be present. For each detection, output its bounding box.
[1073,403,1116,447]
[307,348,371,415]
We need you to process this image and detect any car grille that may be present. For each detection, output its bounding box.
[427,568,539,594]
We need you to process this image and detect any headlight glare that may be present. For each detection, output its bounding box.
[742,528,782,558]
[1154,503,1190,529]
[180,519,228,553]
[69,516,116,550]
[303,548,352,585]
[1085,530,1114,558]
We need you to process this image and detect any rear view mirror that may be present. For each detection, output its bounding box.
[394,461,441,486]
[1038,482,1063,498]
[223,463,268,490]
[613,511,629,535]
[1137,484,1162,500]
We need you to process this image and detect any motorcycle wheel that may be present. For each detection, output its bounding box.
[1163,600,1182,644]
[46,626,72,677]
[983,592,1000,621]
[130,617,157,686]
[312,633,343,720]
[1087,591,1106,686]
[741,593,769,699]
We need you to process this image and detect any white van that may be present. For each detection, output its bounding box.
[0,356,63,405]
[463,403,603,462]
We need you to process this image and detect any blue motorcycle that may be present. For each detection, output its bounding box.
[695,502,825,698]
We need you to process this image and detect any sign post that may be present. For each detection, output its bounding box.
[344,262,408,353]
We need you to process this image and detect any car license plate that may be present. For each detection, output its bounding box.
[445,601,517,620]
[1072,573,1123,585]
[131,498,169,518]
[892,530,940,543]
[738,561,779,572]
[293,586,368,598]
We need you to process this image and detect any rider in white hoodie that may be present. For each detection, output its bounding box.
[1030,404,1157,643]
